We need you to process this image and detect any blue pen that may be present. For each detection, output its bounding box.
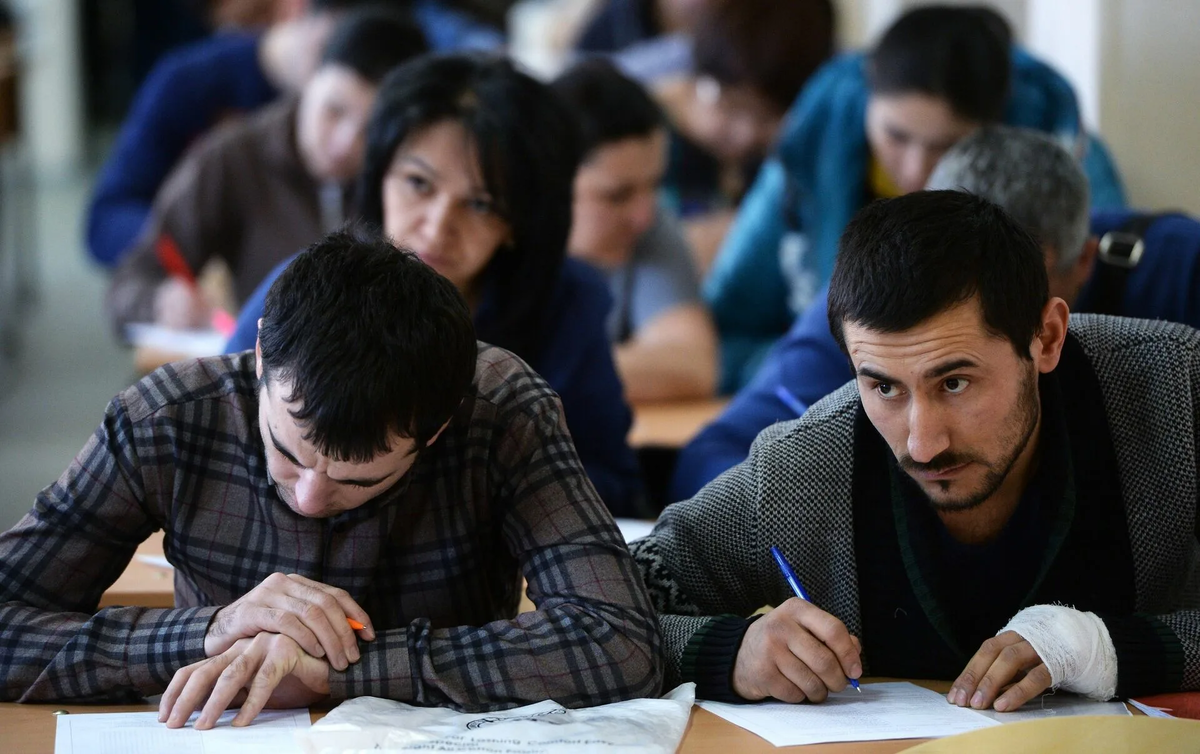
[774,385,807,417]
[770,545,861,692]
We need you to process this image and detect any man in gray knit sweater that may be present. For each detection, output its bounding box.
[633,190,1200,712]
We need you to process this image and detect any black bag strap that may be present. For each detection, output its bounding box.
[1088,213,1164,316]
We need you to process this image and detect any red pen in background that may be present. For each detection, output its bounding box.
[155,234,237,338]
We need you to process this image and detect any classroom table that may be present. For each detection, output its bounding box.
[627,397,729,449]
[1,680,960,754]
[100,531,173,609]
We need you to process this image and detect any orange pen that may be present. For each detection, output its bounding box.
[347,618,366,631]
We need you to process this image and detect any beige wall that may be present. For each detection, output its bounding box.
[832,0,1200,214]
[1096,0,1200,214]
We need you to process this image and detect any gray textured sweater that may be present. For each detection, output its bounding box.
[632,315,1200,699]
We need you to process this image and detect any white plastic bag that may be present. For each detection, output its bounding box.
[297,683,695,754]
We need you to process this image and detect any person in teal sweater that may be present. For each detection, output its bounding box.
[706,5,1126,392]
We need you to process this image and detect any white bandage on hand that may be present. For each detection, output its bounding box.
[1000,604,1118,701]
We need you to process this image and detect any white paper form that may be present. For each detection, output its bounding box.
[124,323,227,358]
[698,682,999,746]
[54,708,310,754]
[973,691,1131,724]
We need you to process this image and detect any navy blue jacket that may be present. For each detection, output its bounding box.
[87,33,275,267]
[672,209,1200,500]
[229,256,644,516]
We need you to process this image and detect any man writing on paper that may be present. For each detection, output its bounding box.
[0,230,662,725]
[632,190,1199,711]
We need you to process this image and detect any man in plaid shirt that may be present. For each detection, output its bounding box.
[0,230,662,727]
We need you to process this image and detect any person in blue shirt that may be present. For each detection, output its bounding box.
[673,125,1197,501]
[550,59,718,403]
[228,54,645,516]
[705,5,1128,393]
[86,0,502,268]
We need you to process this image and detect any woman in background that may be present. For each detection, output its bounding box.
[705,5,1127,392]
[229,54,645,515]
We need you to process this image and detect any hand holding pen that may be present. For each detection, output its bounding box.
[729,547,863,703]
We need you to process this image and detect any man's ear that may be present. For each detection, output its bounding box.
[255,319,264,380]
[424,405,462,449]
[1032,298,1070,374]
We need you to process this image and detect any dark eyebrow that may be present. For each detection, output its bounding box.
[269,427,393,488]
[857,359,978,384]
[269,427,303,467]
[333,470,394,488]
[924,359,978,381]
[856,365,896,383]
[395,154,439,179]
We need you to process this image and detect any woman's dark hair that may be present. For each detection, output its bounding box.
[550,58,664,156]
[358,53,583,362]
[867,5,1011,122]
[259,226,477,462]
[320,5,429,84]
[828,190,1048,359]
[691,0,836,114]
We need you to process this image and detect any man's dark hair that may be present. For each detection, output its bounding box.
[691,0,836,114]
[320,5,429,84]
[258,226,477,462]
[359,54,583,363]
[867,5,1011,122]
[828,191,1048,360]
[550,59,664,156]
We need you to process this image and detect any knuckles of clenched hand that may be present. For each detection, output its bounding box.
[202,572,373,671]
[160,633,331,730]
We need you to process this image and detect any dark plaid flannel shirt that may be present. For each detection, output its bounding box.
[0,346,662,708]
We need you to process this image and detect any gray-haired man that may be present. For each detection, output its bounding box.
[926,125,1200,322]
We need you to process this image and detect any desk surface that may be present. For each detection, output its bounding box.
[100,531,172,609]
[2,681,955,754]
[628,398,728,448]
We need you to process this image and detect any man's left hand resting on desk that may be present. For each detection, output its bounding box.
[161,634,330,729]
[950,605,1118,712]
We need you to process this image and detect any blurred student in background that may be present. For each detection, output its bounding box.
[552,60,717,403]
[228,54,645,515]
[89,0,385,268]
[657,0,835,272]
[672,125,1190,501]
[573,0,709,82]
[105,7,427,335]
[705,4,1127,393]
[87,0,499,269]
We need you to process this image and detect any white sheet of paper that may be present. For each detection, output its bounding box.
[298,684,694,754]
[698,682,999,746]
[125,323,226,358]
[1127,699,1174,718]
[135,554,174,570]
[613,518,655,543]
[54,708,310,754]
[973,691,1131,723]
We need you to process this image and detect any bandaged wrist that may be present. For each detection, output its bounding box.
[1000,605,1117,701]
